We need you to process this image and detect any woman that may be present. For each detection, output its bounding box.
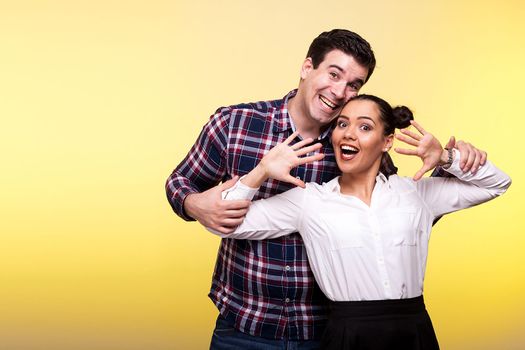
[208,95,511,349]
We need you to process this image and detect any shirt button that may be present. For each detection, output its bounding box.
[285,265,291,271]
[285,298,290,303]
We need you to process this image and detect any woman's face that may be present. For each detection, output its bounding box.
[332,99,393,176]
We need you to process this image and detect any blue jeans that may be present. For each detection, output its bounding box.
[209,315,321,350]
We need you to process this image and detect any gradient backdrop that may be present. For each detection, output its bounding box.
[1,1,524,349]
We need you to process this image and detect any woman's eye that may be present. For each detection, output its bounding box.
[330,72,338,79]
[360,124,371,131]
[337,121,347,128]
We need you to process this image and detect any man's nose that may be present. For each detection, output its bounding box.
[331,81,346,100]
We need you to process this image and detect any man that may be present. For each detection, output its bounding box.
[166,29,485,349]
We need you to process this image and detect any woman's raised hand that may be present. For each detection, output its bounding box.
[258,131,325,187]
[394,121,450,181]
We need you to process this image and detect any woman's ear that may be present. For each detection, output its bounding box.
[383,134,394,152]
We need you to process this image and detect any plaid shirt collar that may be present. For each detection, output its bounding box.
[274,89,332,141]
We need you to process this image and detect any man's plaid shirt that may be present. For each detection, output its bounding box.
[166,90,398,340]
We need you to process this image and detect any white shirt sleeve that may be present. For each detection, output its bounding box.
[415,150,511,218]
[207,179,306,240]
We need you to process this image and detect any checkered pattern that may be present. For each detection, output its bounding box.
[166,90,397,340]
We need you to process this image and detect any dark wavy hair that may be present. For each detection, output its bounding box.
[306,29,376,83]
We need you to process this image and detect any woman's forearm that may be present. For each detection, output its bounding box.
[240,162,271,188]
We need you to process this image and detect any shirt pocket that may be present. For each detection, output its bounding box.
[384,207,420,246]
[319,212,365,250]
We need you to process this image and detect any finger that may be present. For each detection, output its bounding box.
[456,141,468,168]
[291,136,315,150]
[284,175,306,188]
[413,168,426,181]
[444,136,456,150]
[224,208,249,219]
[462,146,476,172]
[399,128,423,141]
[394,147,418,156]
[219,176,240,190]
[220,217,246,227]
[410,120,427,135]
[413,163,432,180]
[295,142,323,156]
[480,151,487,166]
[395,133,419,147]
[222,199,251,210]
[470,149,482,174]
[296,153,325,165]
[283,131,301,146]
[215,226,235,235]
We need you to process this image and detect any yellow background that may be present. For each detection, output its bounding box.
[1,1,523,349]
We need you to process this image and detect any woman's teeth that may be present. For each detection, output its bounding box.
[341,145,359,155]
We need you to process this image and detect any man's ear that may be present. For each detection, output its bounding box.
[300,57,314,80]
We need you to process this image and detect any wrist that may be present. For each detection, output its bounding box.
[182,192,199,220]
[440,147,455,169]
[242,164,268,188]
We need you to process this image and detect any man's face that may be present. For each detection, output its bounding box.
[298,49,369,127]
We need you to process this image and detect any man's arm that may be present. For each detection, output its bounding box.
[165,107,250,233]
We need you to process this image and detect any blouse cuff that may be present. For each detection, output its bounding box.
[222,175,259,200]
[442,149,467,178]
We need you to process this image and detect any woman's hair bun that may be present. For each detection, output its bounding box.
[392,106,413,129]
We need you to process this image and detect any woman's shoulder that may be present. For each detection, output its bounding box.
[387,174,418,191]
[303,177,340,195]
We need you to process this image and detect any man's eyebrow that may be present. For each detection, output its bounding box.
[328,64,345,72]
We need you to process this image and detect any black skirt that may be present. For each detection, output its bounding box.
[320,296,439,350]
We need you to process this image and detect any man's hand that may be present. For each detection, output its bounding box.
[452,139,487,174]
[183,176,251,234]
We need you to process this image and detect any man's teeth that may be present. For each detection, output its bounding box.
[320,96,337,109]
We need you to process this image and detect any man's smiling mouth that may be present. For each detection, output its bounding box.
[319,95,339,110]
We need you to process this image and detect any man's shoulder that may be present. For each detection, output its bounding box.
[214,96,286,117]
[203,91,296,134]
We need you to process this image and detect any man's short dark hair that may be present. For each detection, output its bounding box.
[306,29,376,82]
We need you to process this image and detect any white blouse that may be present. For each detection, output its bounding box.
[210,151,511,301]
